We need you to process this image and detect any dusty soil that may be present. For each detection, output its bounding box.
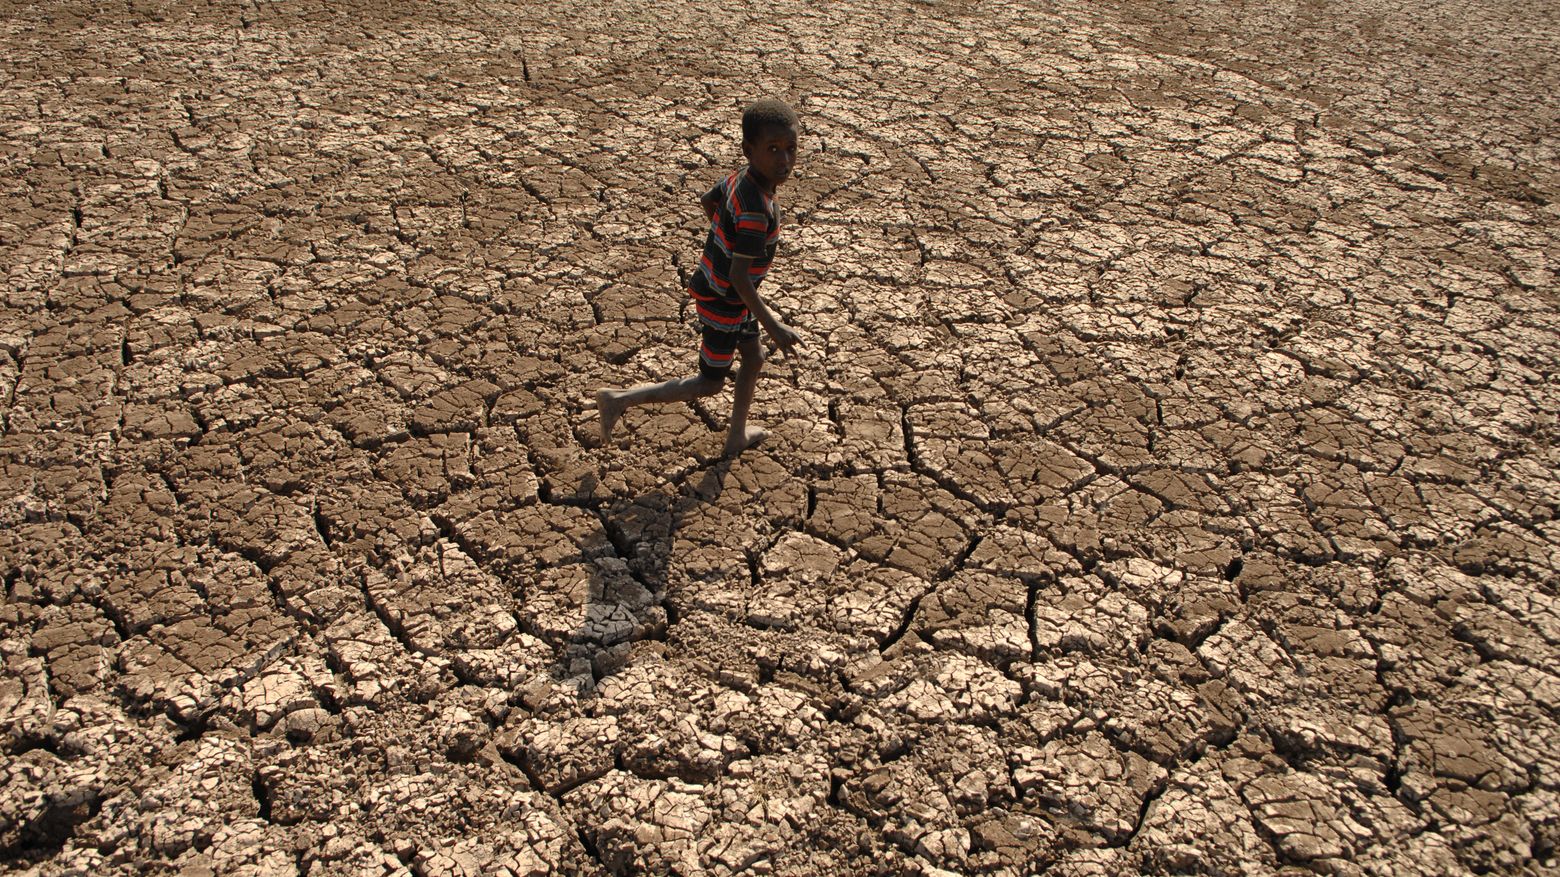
[2,0,1558,874]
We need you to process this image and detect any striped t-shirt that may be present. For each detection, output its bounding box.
[689,167,779,311]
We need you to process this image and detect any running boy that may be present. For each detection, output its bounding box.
[594,98,803,457]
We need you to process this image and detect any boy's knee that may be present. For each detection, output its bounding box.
[691,375,724,396]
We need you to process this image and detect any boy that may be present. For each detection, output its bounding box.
[594,98,803,458]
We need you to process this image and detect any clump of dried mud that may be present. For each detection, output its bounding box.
[2,0,1557,874]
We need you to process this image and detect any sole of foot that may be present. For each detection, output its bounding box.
[594,389,626,448]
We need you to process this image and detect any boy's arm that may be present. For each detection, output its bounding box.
[728,255,801,357]
[698,186,720,222]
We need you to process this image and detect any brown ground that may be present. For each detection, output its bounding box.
[2,0,1558,874]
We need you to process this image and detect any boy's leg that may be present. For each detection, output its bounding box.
[724,335,768,456]
[597,374,723,445]
[597,319,737,446]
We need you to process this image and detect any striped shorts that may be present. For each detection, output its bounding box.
[691,289,759,380]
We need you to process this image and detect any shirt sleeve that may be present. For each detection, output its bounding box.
[727,178,771,259]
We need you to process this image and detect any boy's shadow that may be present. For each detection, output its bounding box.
[550,464,728,693]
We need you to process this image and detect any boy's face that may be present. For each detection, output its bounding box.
[743,123,799,190]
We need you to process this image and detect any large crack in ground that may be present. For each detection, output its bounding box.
[1,0,1558,873]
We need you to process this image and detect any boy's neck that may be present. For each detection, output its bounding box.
[746,165,779,196]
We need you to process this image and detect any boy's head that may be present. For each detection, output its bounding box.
[741,98,799,190]
[741,98,798,143]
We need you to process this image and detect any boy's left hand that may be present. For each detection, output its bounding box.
[769,321,802,359]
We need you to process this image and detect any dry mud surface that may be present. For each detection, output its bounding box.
[2,0,1558,874]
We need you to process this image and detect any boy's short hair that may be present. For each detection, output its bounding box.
[742,98,798,142]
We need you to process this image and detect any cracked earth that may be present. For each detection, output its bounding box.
[2,0,1558,874]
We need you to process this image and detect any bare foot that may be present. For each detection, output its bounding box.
[722,426,768,457]
[596,389,626,447]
